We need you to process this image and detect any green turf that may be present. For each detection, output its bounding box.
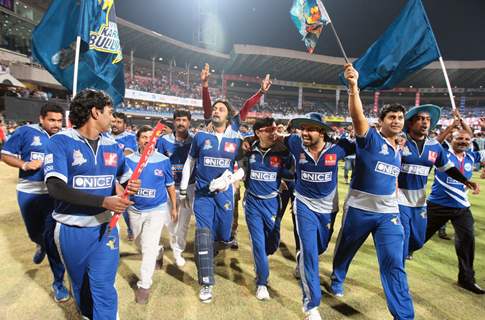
[0,162,483,319]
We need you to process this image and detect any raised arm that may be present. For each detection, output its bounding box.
[239,74,272,121]
[453,109,473,137]
[201,63,212,120]
[345,64,369,136]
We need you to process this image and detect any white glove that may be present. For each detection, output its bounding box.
[229,168,245,184]
[179,189,190,209]
[209,170,232,192]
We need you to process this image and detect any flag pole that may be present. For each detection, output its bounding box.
[329,22,349,64]
[72,35,81,97]
[438,56,456,111]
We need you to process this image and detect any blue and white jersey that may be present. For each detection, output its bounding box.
[109,131,137,153]
[398,137,453,207]
[245,141,291,199]
[44,129,131,227]
[428,149,485,208]
[189,126,241,194]
[347,127,402,213]
[126,151,174,212]
[1,124,50,194]
[156,133,195,187]
[286,134,354,213]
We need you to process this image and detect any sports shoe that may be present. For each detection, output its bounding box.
[438,228,451,240]
[135,287,150,304]
[256,285,270,300]
[52,282,70,302]
[304,307,322,320]
[293,265,301,279]
[173,251,186,268]
[458,281,485,294]
[33,245,46,264]
[199,285,213,303]
[330,282,344,297]
[229,237,239,250]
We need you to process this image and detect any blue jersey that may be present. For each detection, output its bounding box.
[109,131,137,153]
[244,141,291,199]
[398,137,453,207]
[1,124,51,194]
[44,129,131,226]
[156,133,195,186]
[286,134,354,213]
[428,149,485,208]
[188,126,241,194]
[126,151,174,211]
[347,127,401,213]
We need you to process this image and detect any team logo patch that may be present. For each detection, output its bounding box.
[106,236,118,250]
[31,136,42,146]
[250,170,277,182]
[72,150,87,166]
[428,151,437,163]
[249,154,256,163]
[117,143,125,150]
[203,139,213,150]
[420,210,427,219]
[379,144,389,155]
[203,157,231,168]
[136,188,157,198]
[103,152,118,167]
[464,163,472,172]
[270,156,281,168]
[299,153,308,164]
[390,216,400,225]
[301,170,332,183]
[224,201,232,211]
[224,142,237,153]
[375,161,400,177]
[402,146,412,156]
[154,169,165,176]
[73,175,114,189]
[324,154,337,166]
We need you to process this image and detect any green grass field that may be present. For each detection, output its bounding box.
[0,162,483,320]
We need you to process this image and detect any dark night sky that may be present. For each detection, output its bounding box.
[116,0,485,60]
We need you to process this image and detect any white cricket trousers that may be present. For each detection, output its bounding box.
[169,185,195,254]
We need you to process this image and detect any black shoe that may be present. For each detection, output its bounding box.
[33,245,46,264]
[458,281,485,294]
[438,230,451,240]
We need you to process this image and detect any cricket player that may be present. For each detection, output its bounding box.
[331,64,414,319]
[128,125,177,304]
[1,103,68,302]
[44,89,139,320]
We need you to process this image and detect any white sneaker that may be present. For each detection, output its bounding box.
[256,285,270,300]
[174,252,186,267]
[199,285,213,303]
[304,307,322,320]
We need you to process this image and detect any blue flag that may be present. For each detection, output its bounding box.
[341,0,440,90]
[32,0,125,105]
[290,0,331,54]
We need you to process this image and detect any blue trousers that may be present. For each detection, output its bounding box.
[55,223,119,320]
[399,205,427,260]
[245,194,281,286]
[193,187,234,242]
[294,199,332,312]
[331,206,414,320]
[17,191,65,285]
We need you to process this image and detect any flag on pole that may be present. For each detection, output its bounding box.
[290,0,331,53]
[341,0,440,90]
[32,0,125,105]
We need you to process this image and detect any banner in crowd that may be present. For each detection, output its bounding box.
[32,0,125,105]
[125,89,203,107]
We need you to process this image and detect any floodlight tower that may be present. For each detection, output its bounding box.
[193,0,220,51]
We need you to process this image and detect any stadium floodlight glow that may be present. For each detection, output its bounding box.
[158,57,163,61]
[194,66,198,69]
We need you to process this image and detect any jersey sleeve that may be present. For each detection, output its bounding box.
[116,150,132,184]
[124,135,138,153]
[189,134,200,158]
[285,134,301,154]
[156,137,166,155]
[163,159,175,187]
[435,144,454,171]
[336,138,356,159]
[355,127,375,149]
[1,127,23,157]
[44,137,68,183]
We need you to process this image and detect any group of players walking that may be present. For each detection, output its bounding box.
[1,64,484,320]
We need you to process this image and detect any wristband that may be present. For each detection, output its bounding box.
[21,162,28,171]
[347,88,360,96]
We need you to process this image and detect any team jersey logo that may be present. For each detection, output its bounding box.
[106,236,118,250]
[154,168,165,176]
[249,154,256,163]
[299,153,308,164]
[44,154,53,165]
[301,170,332,183]
[270,156,281,168]
[203,139,213,150]
[446,177,462,185]
[250,170,277,181]
[103,152,118,167]
[30,152,45,162]
[224,142,237,153]
[464,163,472,172]
[31,136,42,146]
[390,216,400,225]
[136,188,157,198]
[402,146,412,156]
[324,154,337,166]
[117,143,125,150]
[203,157,231,168]
[72,150,87,166]
[375,161,400,177]
[73,175,114,189]
[379,144,389,155]
[428,151,437,163]
[420,210,427,219]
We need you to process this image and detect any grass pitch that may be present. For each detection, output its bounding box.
[0,162,484,319]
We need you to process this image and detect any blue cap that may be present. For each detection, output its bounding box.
[290,112,332,131]
[405,104,441,131]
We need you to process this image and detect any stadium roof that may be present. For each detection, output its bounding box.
[118,18,485,89]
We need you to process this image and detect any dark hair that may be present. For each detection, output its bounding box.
[69,89,112,128]
[253,117,275,132]
[112,112,128,123]
[173,109,191,121]
[212,100,234,119]
[136,125,152,140]
[379,103,406,121]
[40,103,64,118]
[240,124,249,130]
